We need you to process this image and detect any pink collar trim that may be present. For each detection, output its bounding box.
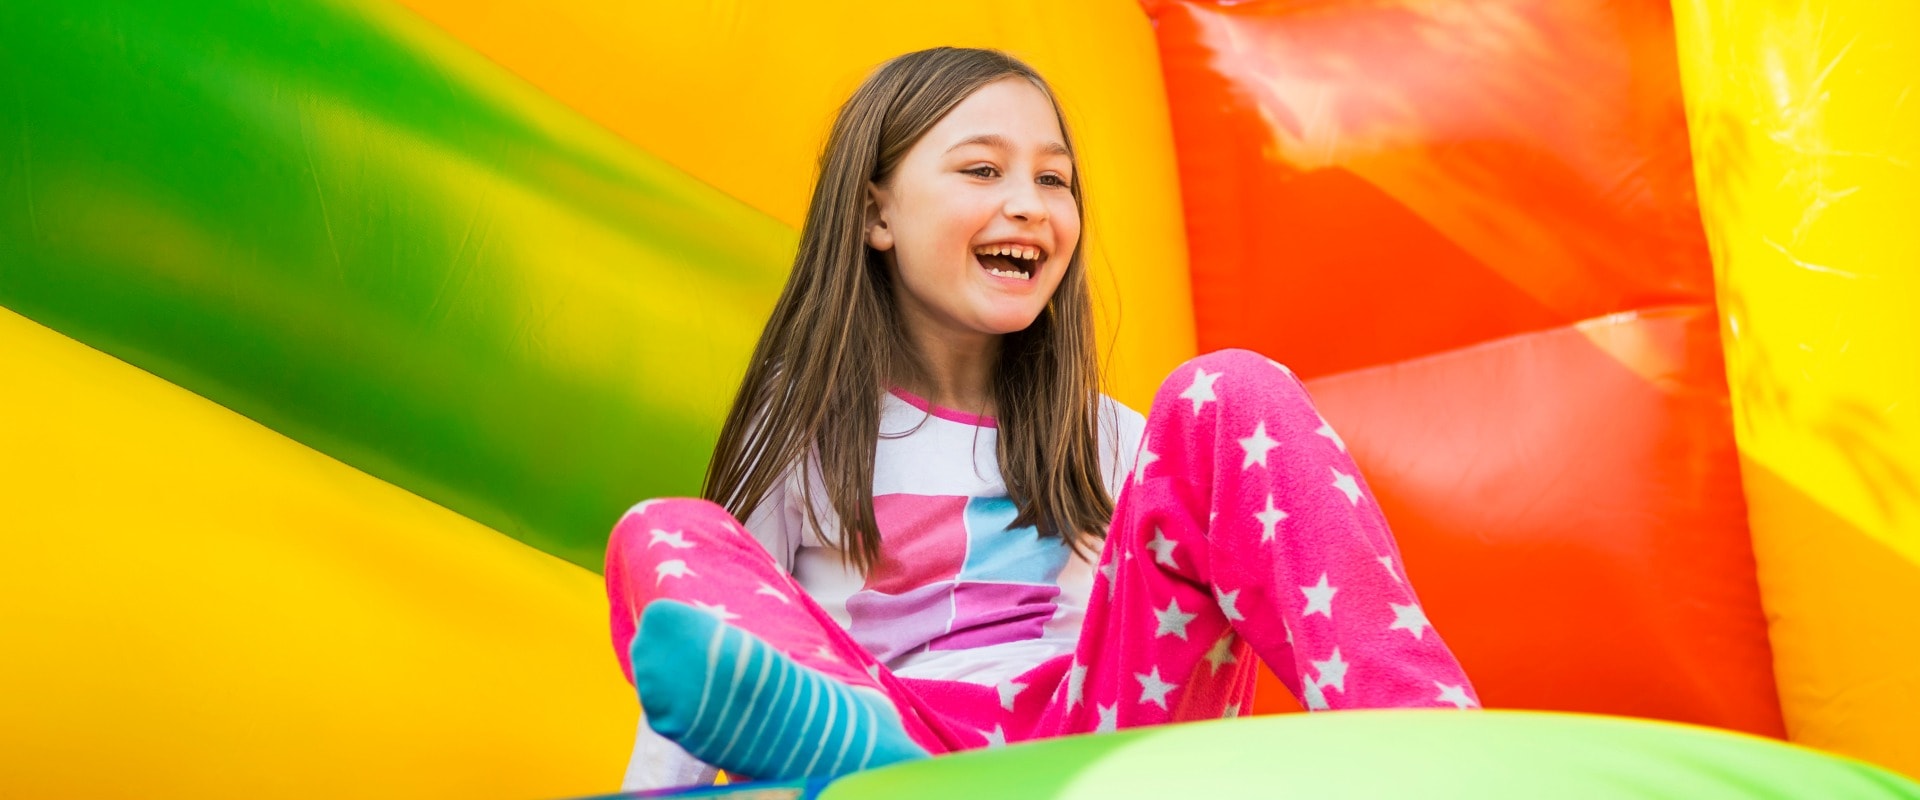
[888,387,998,428]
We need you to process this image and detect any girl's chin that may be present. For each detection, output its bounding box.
[976,309,1048,335]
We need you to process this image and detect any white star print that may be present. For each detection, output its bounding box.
[1154,598,1198,640]
[1223,703,1241,719]
[1136,667,1178,709]
[690,601,740,622]
[1379,556,1401,583]
[981,725,1007,747]
[1266,358,1294,377]
[1099,560,1118,599]
[1239,421,1280,470]
[1315,417,1347,453]
[813,645,839,663]
[1215,588,1245,622]
[1330,468,1363,505]
[756,582,791,604]
[1305,640,1351,690]
[1203,633,1238,675]
[648,529,694,549]
[1312,647,1349,693]
[1180,367,1222,415]
[997,679,1028,711]
[1284,618,1294,645]
[1067,663,1087,709]
[1134,447,1159,485]
[1389,602,1431,640]
[1095,703,1118,733]
[626,499,662,517]
[1300,572,1337,619]
[1435,682,1477,709]
[1255,494,1288,542]
[866,663,882,680]
[1301,676,1328,710]
[1146,528,1179,569]
[654,560,695,585]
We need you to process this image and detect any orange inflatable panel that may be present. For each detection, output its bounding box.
[1298,307,1782,736]
[1148,0,1715,377]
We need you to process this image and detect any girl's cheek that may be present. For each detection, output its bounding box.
[1053,198,1081,229]
[1056,217,1082,250]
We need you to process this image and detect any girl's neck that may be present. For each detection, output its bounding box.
[896,325,1001,418]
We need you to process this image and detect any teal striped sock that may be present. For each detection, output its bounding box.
[630,599,929,780]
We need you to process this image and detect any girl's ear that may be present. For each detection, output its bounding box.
[864,182,894,252]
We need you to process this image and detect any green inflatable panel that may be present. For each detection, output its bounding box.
[820,712,1920,799]
[0,0,795,568]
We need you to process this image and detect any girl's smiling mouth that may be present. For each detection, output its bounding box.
[972,242,1046,281]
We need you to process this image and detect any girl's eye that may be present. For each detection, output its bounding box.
[1039,174,1070,188]
[965,166,999,178]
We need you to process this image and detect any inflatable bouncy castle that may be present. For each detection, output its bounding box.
[2,0,1916,797]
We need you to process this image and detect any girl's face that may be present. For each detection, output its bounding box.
[867,77,1081,346]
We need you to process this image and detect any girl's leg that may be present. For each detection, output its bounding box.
[604,498,932,784]
[1040,349,1480,734]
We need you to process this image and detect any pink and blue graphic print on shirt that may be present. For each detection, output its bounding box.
[845,494,1070,663]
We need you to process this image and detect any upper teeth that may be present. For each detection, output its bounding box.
[974,243,1041,261]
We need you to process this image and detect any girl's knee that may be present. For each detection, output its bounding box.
[1156,349,1313,416]
[1191,349,1305,394]
[610,497,745,551]
[620,497,730,523]
[1185,348,1285,378]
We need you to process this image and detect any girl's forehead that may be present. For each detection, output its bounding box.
[920,79,1070,158]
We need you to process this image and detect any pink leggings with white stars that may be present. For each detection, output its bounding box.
[605,349,1478,756]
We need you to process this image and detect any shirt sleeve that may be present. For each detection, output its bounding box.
[1099,395,1150,498]
[740,464,803,574]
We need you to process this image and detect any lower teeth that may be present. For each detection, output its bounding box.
[988,267,1031,280]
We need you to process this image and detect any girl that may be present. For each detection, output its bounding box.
[604,47,1477,790]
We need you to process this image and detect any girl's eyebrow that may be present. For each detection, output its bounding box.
[946,133,1071,158]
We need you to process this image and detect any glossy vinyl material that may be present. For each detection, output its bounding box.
[0,307,633,799]
[1672,0,1920,776]
[394,0,1198,408]
[1148,0,1715,378]
[0,0,795,569]
[824,712,1920,800]
[1295,309,1783,736]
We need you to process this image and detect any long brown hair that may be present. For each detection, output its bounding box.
[702,47,1111,573]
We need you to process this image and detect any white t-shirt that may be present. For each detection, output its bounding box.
[743,389,1147,686]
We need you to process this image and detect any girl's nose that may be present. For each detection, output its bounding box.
[1003,180,1048,224]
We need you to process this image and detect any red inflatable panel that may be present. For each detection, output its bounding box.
[1148,0,1715,378]
[1269,307,1780,735]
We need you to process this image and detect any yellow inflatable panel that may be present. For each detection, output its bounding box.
[394,0,1197,408]
[1670,0,1920,777]
[0,306,634,799]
